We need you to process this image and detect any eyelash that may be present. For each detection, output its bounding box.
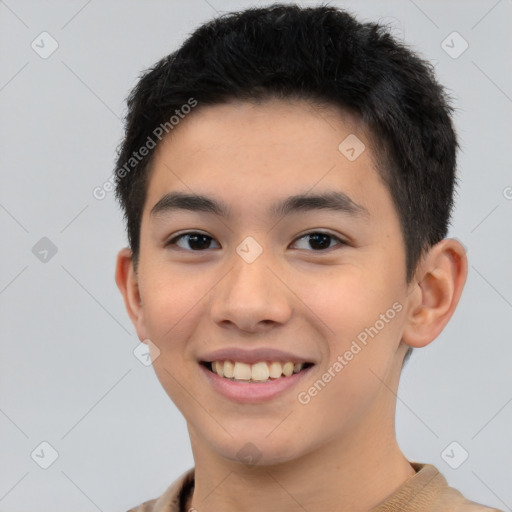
[164,231,347,252]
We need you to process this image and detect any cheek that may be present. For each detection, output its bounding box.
[307,268,406,372]
[141,273,203,411]
[300,298,405,433]
[140,264,205,341]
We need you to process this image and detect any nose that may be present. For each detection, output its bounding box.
[210,249,292,334]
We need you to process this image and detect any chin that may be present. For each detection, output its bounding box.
[209,433,307,468]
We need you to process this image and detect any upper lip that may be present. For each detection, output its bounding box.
[199,348,315,365]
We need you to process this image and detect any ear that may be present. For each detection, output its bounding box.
[115,248,148,342]
[402,238,468,348]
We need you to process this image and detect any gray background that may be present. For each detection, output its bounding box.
[0,0,511,511]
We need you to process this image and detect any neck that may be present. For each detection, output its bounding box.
[185,346,415,512]
[185,422,416,512]
[186,344,416,512]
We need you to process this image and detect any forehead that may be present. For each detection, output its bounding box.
[153,98,368,162]
[143,98,390,222]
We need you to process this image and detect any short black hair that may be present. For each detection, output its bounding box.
[114,3,459,365]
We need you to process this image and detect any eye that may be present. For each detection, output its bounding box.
[291,231,346,251]
[165,230,347,252]
[165,232,220,251]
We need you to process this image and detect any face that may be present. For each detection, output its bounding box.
[119,98,416,466]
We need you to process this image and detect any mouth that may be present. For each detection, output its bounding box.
[199,358,316,403]
[200,360,315,383]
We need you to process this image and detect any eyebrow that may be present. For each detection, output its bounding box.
[150,190,370,219]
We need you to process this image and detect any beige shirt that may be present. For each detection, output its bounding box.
[126,462,503,512]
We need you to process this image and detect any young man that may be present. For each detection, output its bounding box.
[114,4,501,511]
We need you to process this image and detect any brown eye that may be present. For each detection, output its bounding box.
[166,232,220,251]
[291,232,345,251]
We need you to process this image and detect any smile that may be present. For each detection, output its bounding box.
[199,359,315,403]
[203,360,314,383]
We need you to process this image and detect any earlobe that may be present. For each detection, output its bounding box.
[115,248,147,341]
[402,238,468,349]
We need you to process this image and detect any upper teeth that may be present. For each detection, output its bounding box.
[211,360,306,381]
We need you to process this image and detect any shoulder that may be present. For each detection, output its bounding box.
[371,462,503,512]
[124,467,195,512]
[431,482,503,512]
[126,498,158,512]
[425,464,503,511]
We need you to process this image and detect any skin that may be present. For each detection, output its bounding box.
[116,98,467,512]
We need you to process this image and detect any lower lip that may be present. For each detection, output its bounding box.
[199,363,314,404]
